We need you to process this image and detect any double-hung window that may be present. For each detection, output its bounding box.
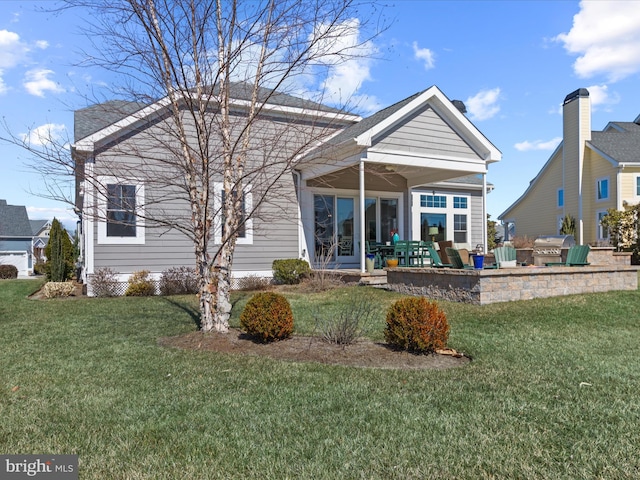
[215,183,253,245]
[98,177,145,244]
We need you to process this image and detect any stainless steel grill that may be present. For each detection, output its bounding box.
[533,235,576,265]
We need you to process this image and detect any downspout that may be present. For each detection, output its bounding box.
[292,170,307,262]
[359,159,366,273]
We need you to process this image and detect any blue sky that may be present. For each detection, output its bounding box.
[2,0,640,230]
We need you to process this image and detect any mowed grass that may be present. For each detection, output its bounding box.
[1,278,640,479]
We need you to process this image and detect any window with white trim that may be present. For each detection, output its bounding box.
[420,195,446,208]
[597,210,609,241]
[453,214,467,243]
[215,183,253,245]
[453,196,467,209]
[557,188,564,207]
[596,177,609,201]
[97,177,145,245]
[635,175,640,197]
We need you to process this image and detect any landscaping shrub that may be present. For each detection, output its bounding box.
[33,260,46,276]
[272,259,311,285]
[314,292,376,345]
[159,266,198,295]
[91,267,121,297]
[235,274,271,291]
[42,282,76,298]
[44,218,75,282]
[384,297,449,353]
[240,292,294,343]
[0,264,18,279]
[125,270,156,296]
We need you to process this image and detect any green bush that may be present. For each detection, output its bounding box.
[125,270,156,296]
[240,292,294,343]
[0,264,18,279]
[159,266,198,295]
[272,259,311,284]
[384,297,449,353]
[44,218,75,282]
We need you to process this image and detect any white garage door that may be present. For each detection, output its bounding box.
[0,252,29,277]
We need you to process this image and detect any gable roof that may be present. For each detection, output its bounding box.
[73,82,359,149]
[29,219,50,236]
[319,85,501,162]
[589,124,640,165]
[0,200,33,237]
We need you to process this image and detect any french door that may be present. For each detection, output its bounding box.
[313,195,356,263]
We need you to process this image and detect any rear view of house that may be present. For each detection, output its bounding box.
[74,85,501,294]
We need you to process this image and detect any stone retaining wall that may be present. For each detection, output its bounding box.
[386,265,638,305]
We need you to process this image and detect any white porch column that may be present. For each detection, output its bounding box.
[359,159,366,273]
[482,172,488,253]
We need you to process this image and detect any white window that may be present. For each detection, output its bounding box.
[215,183,253,245]
[635,175,640,198]
[597,210,609,241]
[596,177,609,201]
[453,214,467,243]
[97,177,145,245]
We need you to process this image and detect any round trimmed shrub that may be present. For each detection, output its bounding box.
[240,292,294,343]
[125,270,156,296]
[384,297,449,353]
[0,264,18,279]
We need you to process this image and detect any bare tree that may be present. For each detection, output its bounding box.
[3,0,383,332]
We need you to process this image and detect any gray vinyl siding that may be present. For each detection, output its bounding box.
[374,105,479,160]
[88,110,331,276]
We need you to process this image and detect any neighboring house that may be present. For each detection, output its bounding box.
[0,200,51,276]
[73,84,501,294]
[499,88,640,245]
[30,219,52,264]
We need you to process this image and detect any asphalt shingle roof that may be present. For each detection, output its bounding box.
[590,121,640,164]
[0,200,33,237]
[74,82,348,142]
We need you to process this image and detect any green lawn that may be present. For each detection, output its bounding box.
[2,279,640,479]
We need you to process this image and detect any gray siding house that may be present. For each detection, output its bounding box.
[73,85,500,294]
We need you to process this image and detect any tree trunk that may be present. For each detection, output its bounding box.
[212,240,234,333]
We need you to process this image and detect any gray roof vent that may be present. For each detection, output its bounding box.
[452,100,467,114]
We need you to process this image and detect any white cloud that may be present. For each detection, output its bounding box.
[412,41,435,70]
[35,40,49,50]
[0,29,28,69]
[514,137,562,152]
[0,71,6,95]
[555,1,640,81]
[311,19,377,106]
[585,84,620,109]
[23,68,65,97]
[466,88,501,121]
[21,123,67,147]
[27,206,77,229]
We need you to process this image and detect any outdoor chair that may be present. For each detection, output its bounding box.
[393,240,409,266]
[438,241,453,264]
[545,244,591,267]
[493,246,517,268]
[425,245,452,268]
[445,247,475,269]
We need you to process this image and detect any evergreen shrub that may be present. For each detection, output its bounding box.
[272,259,310,285]
[240,292,294,343]
[385,297,449,353]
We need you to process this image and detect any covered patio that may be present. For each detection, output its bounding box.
[296,86,501,273]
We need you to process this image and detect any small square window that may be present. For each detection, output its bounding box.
[453,196,468,209]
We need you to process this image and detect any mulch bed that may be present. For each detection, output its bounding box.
[159,329,470,370]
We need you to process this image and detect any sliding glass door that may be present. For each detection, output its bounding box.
[313,195,356,263]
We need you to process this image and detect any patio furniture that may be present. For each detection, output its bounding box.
[438,241,453,264]
[361,241,382,268]
[425,245,452,267]
[545,244,591,267]
[493,246,517,268]
[446,247,475,269]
